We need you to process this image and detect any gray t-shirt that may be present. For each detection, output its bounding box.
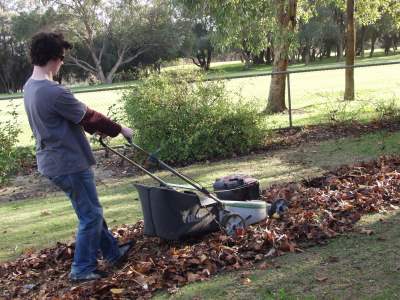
[23,78,96,177]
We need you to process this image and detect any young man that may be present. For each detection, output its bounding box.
[23,32,134,282]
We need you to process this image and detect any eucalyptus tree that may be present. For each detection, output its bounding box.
[190,23,213,71]
[322,0,397,100]
[344,0,355,100]
[45,0,183,83]
[177,0,299,113]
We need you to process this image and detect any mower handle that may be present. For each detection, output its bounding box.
[99,136,223,205]
[98,136,170,187]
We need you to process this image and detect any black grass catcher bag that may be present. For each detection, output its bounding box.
[135,184,219,240]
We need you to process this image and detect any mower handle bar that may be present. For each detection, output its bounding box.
[99,136,223,204]
[99,136,170,187]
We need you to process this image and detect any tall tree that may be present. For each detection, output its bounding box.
[266,0,297,113]
[344,0,355,100]
[46,0,182,83]
[176,0,294,113]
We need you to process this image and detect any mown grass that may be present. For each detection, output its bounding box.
[2,129,400,262]
[0,49,396,100]
[155,210,400,300]
[1,52,400,147]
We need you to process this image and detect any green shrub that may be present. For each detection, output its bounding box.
[0,103,22,183]
[374,98,400,121]
[122,71,264,163]
[323,99,361,124]
[114,68,141,82]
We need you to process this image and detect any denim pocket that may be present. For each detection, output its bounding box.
[50,174,72,193]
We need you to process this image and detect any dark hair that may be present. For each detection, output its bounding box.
[29,32,72,66]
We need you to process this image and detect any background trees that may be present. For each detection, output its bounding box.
[0,0,399,95]
[50,0,186,83]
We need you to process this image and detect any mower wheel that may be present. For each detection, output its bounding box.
[221,213,246,236]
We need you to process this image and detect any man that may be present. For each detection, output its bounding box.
[23,32,134,282]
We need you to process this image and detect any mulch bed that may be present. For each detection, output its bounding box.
[263,118,400,151]
[12,118,400,178]
[2,155,400,299]
[3,118,399,203]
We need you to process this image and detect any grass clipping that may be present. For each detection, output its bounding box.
[2,155,400,299]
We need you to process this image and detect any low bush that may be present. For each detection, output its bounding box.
[122,71,264,163]
[374,98,400,121]
[114,68,141,82]
[0,103,23,183]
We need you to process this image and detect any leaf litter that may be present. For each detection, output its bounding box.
[2,155,400,299]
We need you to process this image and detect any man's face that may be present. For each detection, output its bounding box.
[50,53,64,75]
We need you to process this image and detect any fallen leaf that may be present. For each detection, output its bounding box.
[257,262,271,270]
[360,228,374,235]
[255,254,263,261]
[110,288,124,294]
[327,256,339,263]
[241,278,252,285]
[187,272,201,283]
[315,276,328,282]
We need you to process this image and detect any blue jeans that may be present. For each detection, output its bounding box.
[49,168,120,276]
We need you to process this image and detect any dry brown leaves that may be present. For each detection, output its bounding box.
[2,155,400,299]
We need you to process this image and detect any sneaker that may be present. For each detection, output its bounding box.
[69,269,108,282]
[111,241,135,269]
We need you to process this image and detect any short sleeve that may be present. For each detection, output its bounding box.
[53,89,87,124]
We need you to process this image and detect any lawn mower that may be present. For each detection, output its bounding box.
[99,137,286,240]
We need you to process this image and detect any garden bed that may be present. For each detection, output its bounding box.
[2,118,400,203]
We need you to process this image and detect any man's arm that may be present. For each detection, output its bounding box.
[79,107,121,137]
[79,107,134,139]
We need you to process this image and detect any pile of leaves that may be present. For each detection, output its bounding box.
[2,155,400,299]
[265,119,400,151]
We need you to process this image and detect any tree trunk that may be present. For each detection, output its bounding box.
[383,34,392,55]
[344,0,355,101]
[311,48,316,61]
[335,9,345,61]
[357,25,366,57]
[337,39,343,61]
[370,34,377,57]
[267,46,288,113]
[304,46,310,65]
[241,50,252,68]
[393,34,398,53]
[265,47,272,64]
[266,0,297,113]
[205,48,212,70]
[96,69,107,83]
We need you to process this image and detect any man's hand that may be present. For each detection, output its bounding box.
[120,126,134,139]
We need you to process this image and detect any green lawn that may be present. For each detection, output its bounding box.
[2,129,400,262]
[155,210,400,300]
[0,49,396,100]
[1,130,400,298]
[1,52,400,147]
[2,52,400,298]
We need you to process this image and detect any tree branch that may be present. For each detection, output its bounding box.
[121,48,149,65]
[191,57,201,67]
[68,56,97,73]
[99,38,107,62]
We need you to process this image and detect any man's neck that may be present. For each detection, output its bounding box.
[31,66,53,81]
